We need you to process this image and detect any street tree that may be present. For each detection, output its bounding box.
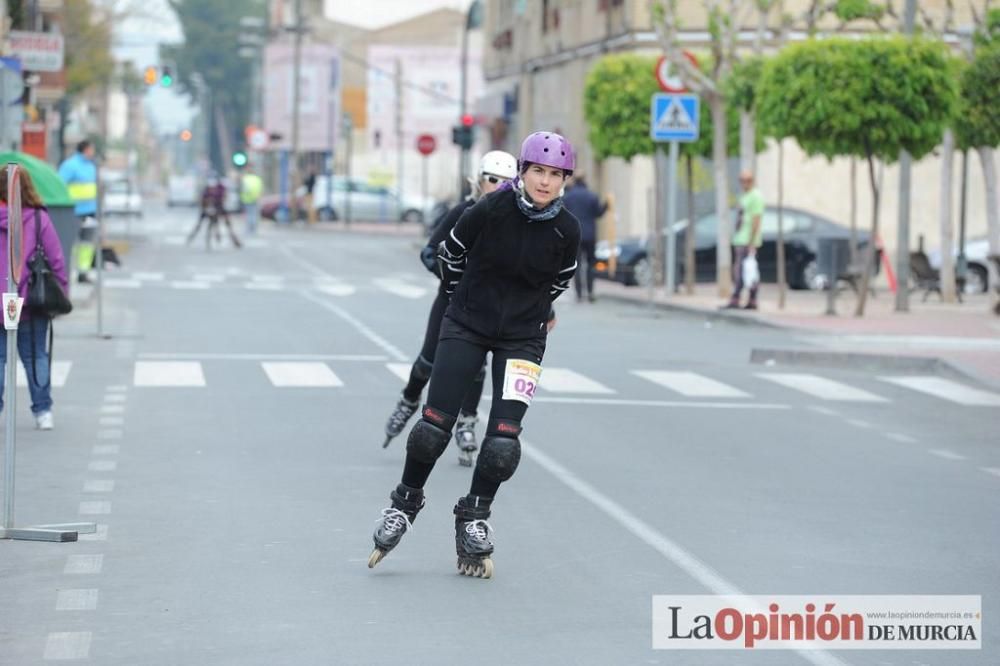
[162,0,266,171]
[758,37,959,316]
[584,53,744,292]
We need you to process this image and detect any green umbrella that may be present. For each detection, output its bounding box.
[0,151,73,207]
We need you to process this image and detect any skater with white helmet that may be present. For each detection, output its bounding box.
[382,150,519,467]
[369,132,580,578]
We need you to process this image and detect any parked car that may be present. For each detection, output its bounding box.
[167,174,199,207]
[102,179,143,217]
[928,237,992,294]
[595,206,878,290]
[310,176,436,224]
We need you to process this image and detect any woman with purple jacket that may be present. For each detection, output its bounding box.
[367,132,580,578]
[0,168,68,430]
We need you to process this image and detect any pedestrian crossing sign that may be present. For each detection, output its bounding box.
[650,93,699,143]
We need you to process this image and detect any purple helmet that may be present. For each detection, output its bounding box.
[519,131,575,175]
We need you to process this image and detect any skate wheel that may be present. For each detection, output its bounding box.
[368,548,386,568]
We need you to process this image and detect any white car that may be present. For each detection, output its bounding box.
[167,174,199,207]
[309,176,435,225]
[103,180,143,217]
[928,237,992,293]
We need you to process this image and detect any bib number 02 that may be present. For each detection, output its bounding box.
[501,359,542,406]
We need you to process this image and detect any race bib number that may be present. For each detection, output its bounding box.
[501,359,542,405]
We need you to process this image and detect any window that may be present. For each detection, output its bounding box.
[542,0,550,32]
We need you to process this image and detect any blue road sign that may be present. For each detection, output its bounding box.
[650,93,700,143]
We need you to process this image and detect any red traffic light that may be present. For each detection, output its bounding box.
[461,114,475,127]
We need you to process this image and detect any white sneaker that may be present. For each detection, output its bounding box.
[35,411,54,430]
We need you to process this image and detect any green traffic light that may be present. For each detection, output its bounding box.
[232,152,248,167]
[160,75,173,87]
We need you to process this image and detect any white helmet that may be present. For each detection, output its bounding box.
[478,150,517,180]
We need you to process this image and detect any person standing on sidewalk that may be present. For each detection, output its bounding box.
[303,169,317,225]
[563,173,606,303]
[0,169,69,430]
[725,170,764,310]
[240,167,264,235]
[57,140,98,283]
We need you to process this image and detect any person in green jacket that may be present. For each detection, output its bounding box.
[240,168,264,235]
[726,170,765,310]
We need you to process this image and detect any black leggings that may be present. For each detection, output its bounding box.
[402,289,483,416]
[401,323,545,499]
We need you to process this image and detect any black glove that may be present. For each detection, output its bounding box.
[420,245,439,276]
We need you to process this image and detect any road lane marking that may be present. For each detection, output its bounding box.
[481,395,789,409]
[17,361,71,388]
[103,394,127,403]
[522,440,846,666]
[374,278,427,299]
[79,501,111,515]
[134,361,206,387]
[99,405,125,415]
[99,417,124,427]
[758,373,888,402]
[540,368,615,394]
[83,480,115,493]
[44,632,91,660]
[56,589,99,611]
[97,430,123,439]
[87,461,117,472]
[169,281,211,290]
[91,445,120,455]
[261,362,344,387]
[64,554,103,574]
[138,352,385,361]
[928,449,966,461]
[315,283,357,297]
[879,376,1000,406]
[632,370,750,398]
[301,292,407,362]
[131,272,164,281]
[105,385,128,392]
[244,282,285,291]
[846,418,873,429]
[807,405,840,417]
[980,467,1000,478]
[386,363,411,383]
[885,432,917,444]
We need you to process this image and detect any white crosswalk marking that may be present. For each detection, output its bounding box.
[374,278,427,299]
[134,361,206,387]
[131,271,165,281]
[244,282,285,291]
[316,283,357,297]
[539,368,615,394]
[44,632,92,660]
[386,363,412,383]
[103,278,142,289]
[261,362,343,387]
[170,281,210,290]
[879,376,1000,406]
[632,370,749,398]
[757,373,888,402]
[17,361,71,388]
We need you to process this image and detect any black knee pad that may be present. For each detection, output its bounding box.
[476,435,521,483]
[406,407,456,463]
[413,355,433,382]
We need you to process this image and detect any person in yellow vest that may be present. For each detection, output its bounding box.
[240,167,264,235]
[57,141,98,283]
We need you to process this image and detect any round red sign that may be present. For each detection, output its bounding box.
[655,52,699,93]
[416,134,437,156]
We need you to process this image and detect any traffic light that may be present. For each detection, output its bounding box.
[231,151,248,167]
[452,125,473,150]
[179,129,192,142]
[461,114,474,127]
[160,65,173,87]
[143,66,157,86]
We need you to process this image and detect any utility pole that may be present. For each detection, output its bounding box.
[894,0,918,312]
[457,1,482,200]
[290,0,304,189]
[395,58,403,222]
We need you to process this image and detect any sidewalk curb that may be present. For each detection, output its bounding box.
[749,347,1000,390]
[599,291,786,330]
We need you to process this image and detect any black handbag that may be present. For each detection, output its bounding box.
[25,209,73,317]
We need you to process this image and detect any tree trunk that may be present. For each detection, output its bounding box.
[849,157,858,266]
[854,151,879,317]
[939,129,956,303]
[711,96,731,296]
[740,110,756,175]
[777,140,787,309]
[215,103,233,174]
[685,153,696,295]
[978,145,1000,309]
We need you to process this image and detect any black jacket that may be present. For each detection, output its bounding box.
[421,198,474,276]
[562,182,606,243]
[438,188,580,340]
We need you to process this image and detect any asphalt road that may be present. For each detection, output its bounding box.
[1,205,997,665]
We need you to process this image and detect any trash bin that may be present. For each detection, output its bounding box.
[816,237,851,289]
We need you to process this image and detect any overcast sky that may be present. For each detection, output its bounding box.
[324,0,471,28]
